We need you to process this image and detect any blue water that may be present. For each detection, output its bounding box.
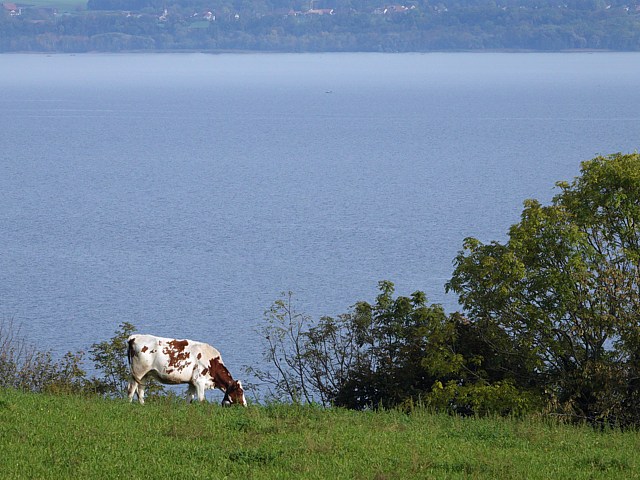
[1,52,640,383]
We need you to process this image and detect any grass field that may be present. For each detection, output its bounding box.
[1,388,639,479]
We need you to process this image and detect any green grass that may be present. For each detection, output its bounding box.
[1,389,639,479]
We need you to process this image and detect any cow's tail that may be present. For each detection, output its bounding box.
[127,336,136,367]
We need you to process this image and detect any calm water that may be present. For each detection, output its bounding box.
[1,53,640,384]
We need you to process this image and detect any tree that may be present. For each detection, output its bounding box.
[250,284,444,408]
[343,281,537,413]
[247,292,316,404]
[447,153,640,425]
[334,281,449,409]
[88,322,136,397]
[252,282,537,413]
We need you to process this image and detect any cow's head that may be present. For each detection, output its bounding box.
[222,380,247,407]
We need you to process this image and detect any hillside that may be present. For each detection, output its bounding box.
[1,388,639,479]
[2,0,640,52]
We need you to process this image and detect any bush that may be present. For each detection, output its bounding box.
[0,316,86,394]
[425,380,541,417]
[251,282,541,413]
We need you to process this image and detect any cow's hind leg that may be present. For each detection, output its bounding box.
[137,383,146,405]
[127,377,139,403]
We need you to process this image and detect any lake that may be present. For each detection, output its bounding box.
[1,52,639,391]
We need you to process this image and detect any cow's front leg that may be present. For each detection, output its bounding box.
[196,381,207,402]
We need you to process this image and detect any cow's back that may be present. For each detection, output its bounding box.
[197,342,222,363]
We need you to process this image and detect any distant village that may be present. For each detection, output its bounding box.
[4,0,640,53]
[2,0,419,21]
[5,0,640,24]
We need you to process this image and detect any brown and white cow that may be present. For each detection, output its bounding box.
[127,334,247,406]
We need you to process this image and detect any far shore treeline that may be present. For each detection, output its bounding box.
[3,0,640,53]
[3,152,640,428]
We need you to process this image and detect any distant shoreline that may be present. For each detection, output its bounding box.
[0,48,626,55]
[5,2,640,54]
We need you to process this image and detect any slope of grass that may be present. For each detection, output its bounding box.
[1,388,639,479]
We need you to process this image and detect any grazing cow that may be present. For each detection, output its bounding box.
[127,334,247,406]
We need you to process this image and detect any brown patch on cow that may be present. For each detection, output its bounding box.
[208,356,221,377]
[166,368,174,374]
[197,353,202,360]
[206,357,245,406]
[201,368,208,376]
[208,356,234,389]
[141,345,149,353]
[162,339,191,373]
[169,339,189,351]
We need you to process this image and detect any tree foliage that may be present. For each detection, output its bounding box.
[252,153,640,424]
[252,283,538,414]
[247,293,317,404]
[447,152,640,425]
[87,322,137,397]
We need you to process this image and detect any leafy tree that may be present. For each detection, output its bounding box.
[303,311,361,406]
[335,281,449,409]
[247,292,316,404]
[88,322,136,397]
[344,282,538,413]
[250,284,442,408]
[447,153,640,425]
[252,282,538,413]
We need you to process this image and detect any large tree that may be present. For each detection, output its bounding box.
[447,153,640,425]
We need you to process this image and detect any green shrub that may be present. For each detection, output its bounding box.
[425,380,541,417]
[0,317,86,394]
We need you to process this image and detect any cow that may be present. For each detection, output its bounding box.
[126,334,247,407]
